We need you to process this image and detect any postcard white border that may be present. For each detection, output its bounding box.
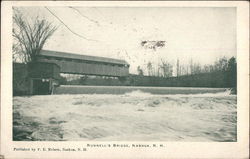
[1,1,249,159]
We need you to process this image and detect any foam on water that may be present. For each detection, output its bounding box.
[54,85,229,95]
[13,90,237,141]
[123,89,232,97]
[124,90,153,97]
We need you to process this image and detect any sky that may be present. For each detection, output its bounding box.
[15,7,236,74]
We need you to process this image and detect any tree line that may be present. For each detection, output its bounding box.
[138,56,236,79]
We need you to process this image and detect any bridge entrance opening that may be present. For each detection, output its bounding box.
[33,79,50,95]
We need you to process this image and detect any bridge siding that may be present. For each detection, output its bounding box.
[37,58,129,77]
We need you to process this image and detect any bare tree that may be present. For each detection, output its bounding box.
[137,66,144,76]
[147,61,153,76]
[192,63,202,74]
[189,58,194,75]
[159,59,173,78]
[12,9,57,63]
[215,56,228,71]
[176,58,180,77]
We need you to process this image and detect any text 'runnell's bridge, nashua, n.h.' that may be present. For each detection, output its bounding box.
[26,50,130,95]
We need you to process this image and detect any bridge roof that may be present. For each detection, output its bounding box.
[39,50,129,65]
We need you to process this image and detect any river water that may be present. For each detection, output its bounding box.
[13,87,236,141]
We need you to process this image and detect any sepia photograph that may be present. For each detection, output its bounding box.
[1,1,249,159]
[12,6,237,142]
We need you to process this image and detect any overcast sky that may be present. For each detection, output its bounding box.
[16,7,236,74]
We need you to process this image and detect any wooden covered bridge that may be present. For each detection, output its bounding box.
[27,50,130,94]
[37,50,130,76]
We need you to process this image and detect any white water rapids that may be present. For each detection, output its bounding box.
[13,89,236,141]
